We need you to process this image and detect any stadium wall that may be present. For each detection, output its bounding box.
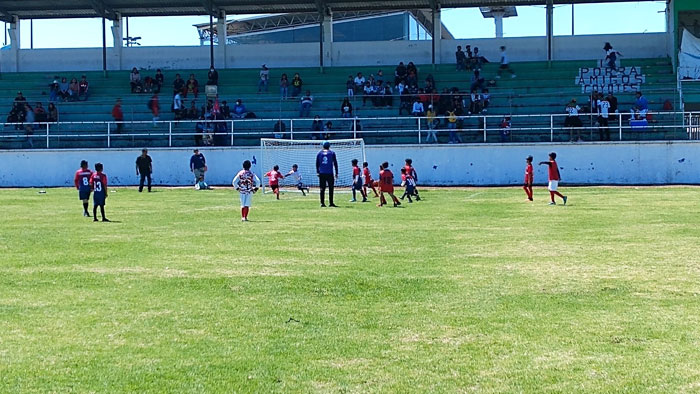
[0,33,668,72]
[1,141,699,187]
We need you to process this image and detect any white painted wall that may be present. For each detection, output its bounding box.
[1,141,699,187]
[0,32,669,73]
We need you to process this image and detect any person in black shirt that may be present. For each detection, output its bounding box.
[136,149,153,192]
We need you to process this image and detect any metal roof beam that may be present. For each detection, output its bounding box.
[0,6,14,23]
[90,0,116,19]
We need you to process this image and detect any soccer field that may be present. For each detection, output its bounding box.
[2,186,700,392]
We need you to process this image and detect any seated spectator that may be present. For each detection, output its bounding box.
[78,76,89,101]
[47,103,58,123]
[411,98,425,117]
[469,89,482,115]
[341,97,353,118]
[500,116,512,142]
[59,77,70,100]
[395,62,407,86]
[291,73,303,97]
[257,65,268,92]
[481,89,491,113]
[34,102,47,123]
[154,69,164,93]
[7,106,24,130]
[173,92,184,120]
[299,91,313,118]
[130,68,142,93]
[273,120,286,139]
[186,100,198,120]
[68,78,79,101]
[208,67,219,86]
[470,70,485,92]
[49,79,60,103]
[311,115,323,140]
[143,76,154,93]
[220,100,231,119]
[407,62,418,80]
[183,74,199,98]
[232,99,247,119]
[24,104,34,148]
[456,45,466,70]
[473,47,487,70]
[346,75,354,97]
[173,73,185,96]
[112,99,124,133]
[323,121,333,140]
[374,81,387,107]
[632,91,649,118]
[362,81,375,106]
[376,70,385,85]
[382,83,394,108]
[354,72,365,94]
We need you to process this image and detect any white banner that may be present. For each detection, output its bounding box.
[679,29,700,80]
[575,66,646,94]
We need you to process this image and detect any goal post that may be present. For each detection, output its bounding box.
[260,138,366,193]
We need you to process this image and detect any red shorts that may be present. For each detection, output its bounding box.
[270,184,279,192]
[380,185,394,193]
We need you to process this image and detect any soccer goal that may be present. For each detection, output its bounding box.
[260,138,366,193]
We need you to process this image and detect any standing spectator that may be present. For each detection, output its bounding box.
[597,93,611,141]
[184,74,199,98]
[607,92,619,131]
[173,92,183,121]
[173,73,185,96]
[496,46,516,79]
[49,79,60,102]
[280,73,289,100]
[316,141,338,207]
[232,99,247,119]
[47,103,59,123]
[564,98,583,142]
[207,66,219,85]
[111,98,124,133]
[34,102,47,123]
[425,105,439,143]
[59,77,71,100]
[24,104,35,148]
[346,75,355,97]
[500,116,512,142]
[341,97,353,118]
[190,149,207,184]
[149,94,160,127]
[470,70,485,92]
[78,75,89,101]
[273,120,286,139]
[258,65,269,93]
[481,88,491,113]
[472,47,485,70]
[455,45,466,70]
[129,68,142,93]
[299,91,313,118]
[394,62,407,86]
[311,115,323,140]
[354,72,366,94]
[68,78,79,101]
[632,91,648,118]
[136,149,153,192]
[154,69,164,93]
[291,73,303,97]
[603,42,622,70]
[447,108,460,143]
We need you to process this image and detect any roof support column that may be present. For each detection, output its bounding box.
[493,12,504,38]
[217,10,227,69]
[546,0,554,61]
[319,8,333,70]
[111,14,123,71]
[432,6,442,67]
[7,16,19,72]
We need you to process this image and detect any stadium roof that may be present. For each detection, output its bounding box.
[0,0,660,22]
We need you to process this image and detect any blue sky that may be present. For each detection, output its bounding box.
[9,2,666,48]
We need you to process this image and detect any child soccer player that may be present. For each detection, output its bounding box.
[523,155,534,201]
[378,162,401,207]
[400,168,417,203]
[195,175,212,190]
[233,160,261,222]
[89,162,109,222]
[74,159,93,217]
[539,152,567,205]
[264,165,284,200]
[403,158,421,201]
[362,162,379,198]
[350,159,367,202]
[286,164,309,196]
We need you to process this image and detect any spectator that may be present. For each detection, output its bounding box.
[470,70,485,92]
[481,88,491,113]
[34,102,47,123]
[7,106,23,130]
[258,64,269,92]
[354,72,366,94]
[300,91,313,118]
[78,75,89,101]
[367,74,376,88]
[186,100,198,120]
[603,42,622,70]
[154,69,164,93]
[362,81,375,106]
[425,104,439,143]
[411,98,425,117]
[376,70,385,85]
[311,115,323,140]
[47,103,58,123]
[473,47,487,70]
[220,100,231,119]
[280,73,289,100]
[194,116,205,146]
[174,92,185,120]
[136,149,153,193]
[456,45,466,70]
[407,62,418,80]
[59,77,70,100]
[323,121,334,140]
[597,92,611,141]
[464,45,473,70]
[291,73,303,97]
[68,78,79,101]
[189,149,207,184]
[149,94,160,127]
[184,74,199,98]
[341,97,353,118]
[395,62,407,86]
[469,89,482,115]
[382,82,393,107]
[273,120,286,139]
[112,99,124,133]
[129,68,142,93]
[564,98,583,142]
[207,66,219,86]
[47,79,59,103]
[496,46,516,79]
[632,91,648,118]
[14,91,27,111]
[346,75,355,97]
[173,73,185,96]
[232,99,247,119]
[24,103,34,148]
[500,116,512,142]
[424,76,435,93]
[447,108,460,143]
[143,76,155,93]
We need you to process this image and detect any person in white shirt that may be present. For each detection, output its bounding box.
[564,98,583,142]
[286,164,309,196]
[258,65,270,93]
[596,93,611,141]
[496,46,516,79]
[411,98,425,117]
[233,160,262,222]
[354,72,366,94]
[362,82,375,106]
[173,92,183,120]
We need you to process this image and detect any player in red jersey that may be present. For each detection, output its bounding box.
[74,160,93,217]
[400,168,417,203]
[403,158,421,201]
[523,155,534,201]
[350,159,367,202]
[539,152,567,205]
[362,161,379,198]
[377,162,401,207]
[89,163,109,222]
[264,165,284,200]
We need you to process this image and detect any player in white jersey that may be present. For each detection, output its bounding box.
[232,160,261,222]
[286,164,310,196]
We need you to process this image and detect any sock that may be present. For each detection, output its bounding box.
[553,191,565,200]
[352,189,357,200]
[549,191,555,202]
[100,205,106,219]
[320,188,326,205]
[93,205,97,218]
[83,202,88,213]
[243,207,249,218]
[523,186,529,198]
[241,207,245,218]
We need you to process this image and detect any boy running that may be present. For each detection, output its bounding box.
[362,162,379,198]
[74,160,93,217]
[286,164,309,196]
[403,158,421,201]
[350,159,367,202]
[378,162,401,207]
[89,162,109,222]
[539,152,567,205]
[400,167,417,203]
[523,155,534,201]
[233,160,262,222]
[264,165,284,200]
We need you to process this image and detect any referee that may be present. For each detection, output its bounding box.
[316,141,338,207]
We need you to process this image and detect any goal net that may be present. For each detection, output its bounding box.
[260,138,366,193]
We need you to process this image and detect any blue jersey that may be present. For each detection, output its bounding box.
[90,172,108,205]
[316,150,338,175]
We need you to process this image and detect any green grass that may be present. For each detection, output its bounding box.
[2,186,700,392]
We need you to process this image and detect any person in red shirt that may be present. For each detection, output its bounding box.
[111,98,124,133]
[362,161,379,198]
[264,165,285,200]
[89,163,109,222]
[149,94,160,127]
[523,155,534,201]
[377,162,401,207]
[350,159,367,202]
[539,152,567,205]
[74,159,93,217]
[403,158,421,201]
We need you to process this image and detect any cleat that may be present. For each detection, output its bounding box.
[563,196,568,205]
[93,218,98,222]
[83,212,90,217]
[377,204,383,207]
[548,202,556,205]
[329,204,338,207]
[320,204,326,207]
[349,199,356,202]
[102,218,110,222]
[362,198,368,202]
[408,200,413,203]
[241,218,246,222]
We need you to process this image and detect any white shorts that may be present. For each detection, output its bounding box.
[548,180,559,191]
[239,192,252,207]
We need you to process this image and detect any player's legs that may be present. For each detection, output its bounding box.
[319,175,328,206]
[327,176,336,207]
[389,192,401,206]
[147,174,152,192]
[99,205,108,221]
[82,200,90,215]
[523,184,532,200]
[413,187,421,200]
[139,174,145,192]
[351,185,357,202]
[92,204,98,221]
